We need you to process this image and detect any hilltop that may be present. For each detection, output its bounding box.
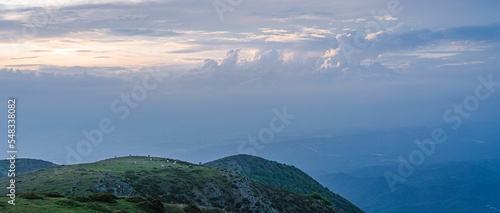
[0,155,355,212]
[205,154,363,213]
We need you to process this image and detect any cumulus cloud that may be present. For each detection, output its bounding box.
[2,0,500,164]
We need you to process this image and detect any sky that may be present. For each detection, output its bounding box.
[0,0,499,169]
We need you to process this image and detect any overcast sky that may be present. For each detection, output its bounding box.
[1,0,499,166]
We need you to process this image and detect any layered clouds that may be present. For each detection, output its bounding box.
[1,0,500,164]
[1,0,499,78]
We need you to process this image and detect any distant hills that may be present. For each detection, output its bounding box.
[205,154,363,213]
[0,155,359,212]
[317,159,500,213]
[0,158,57,177]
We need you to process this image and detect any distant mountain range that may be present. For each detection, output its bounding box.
[0,155,360,212]
[317,159,500,213]
[0,158,57,177]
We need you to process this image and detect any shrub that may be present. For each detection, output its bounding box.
[242,198,250,204]
[85,203,113,213]
[19,192,44,199]
[183,204,201,213]
[125,170,140,180]
[124,196,147,203]
[53,199,82,207]
[235,202,243,209]
[137,200,164,213]
[89,193,117,203]
[43,192,65,197]
[68,195,92,202]
[309,192,332,205]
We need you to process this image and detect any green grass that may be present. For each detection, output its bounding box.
[0,193,216,213]
[0,155,339,212]
[1,156,216,196]
[0,156,226,212]
[205,154,363,213]
[0,195,139,212]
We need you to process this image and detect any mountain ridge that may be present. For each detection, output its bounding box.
[0,158,57,178]
[0,155,358,212]
[204,154,364,213]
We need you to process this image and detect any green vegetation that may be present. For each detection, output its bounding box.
[41,192,65,198]
[88,193,118,203]
[183,204,201,213]
[0,155,343,212]
[136,199,164,213]
[310,192,332,205]
[0,193,223,213]
[68,195,93,203]
[0,193,138,212]
[18,192,44,199]
[205,154,364,213]
[124,196,147,203]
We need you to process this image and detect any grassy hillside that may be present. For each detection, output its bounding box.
[0,156,338,212]
[0,158,57,177]
[204,154,363,213]
[0,192,224,213]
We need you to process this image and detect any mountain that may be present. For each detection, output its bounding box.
[204,154,363,213]
[0,158,57,177]
[0,156,345,212]
[317,159,500,213]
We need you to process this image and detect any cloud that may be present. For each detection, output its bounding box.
[0,67,127,87]
[110,28,180,37]
[2,0,500,168]
[1,0,498,74]
[11,56,40,60]
[442,23,500,41]
[370,29,444,51]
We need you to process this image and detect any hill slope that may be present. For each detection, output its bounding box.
[317,159,500,213]
[0,156,338,212]
[205,154,363,213]
[0,193,225,213]
[0,158,57,177]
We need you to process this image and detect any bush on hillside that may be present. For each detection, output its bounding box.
[85,203,113,213]
[53,199,83,207]
[137,199,164,213]
[184,204,201,213]
[43,192,65,197]
[19,192,44,199]
[68,195,92,202]
[89,193,117,203]
[309,192,332,205]
[124,196,147,203]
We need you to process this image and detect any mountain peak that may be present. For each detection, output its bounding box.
[205,154,364,213]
